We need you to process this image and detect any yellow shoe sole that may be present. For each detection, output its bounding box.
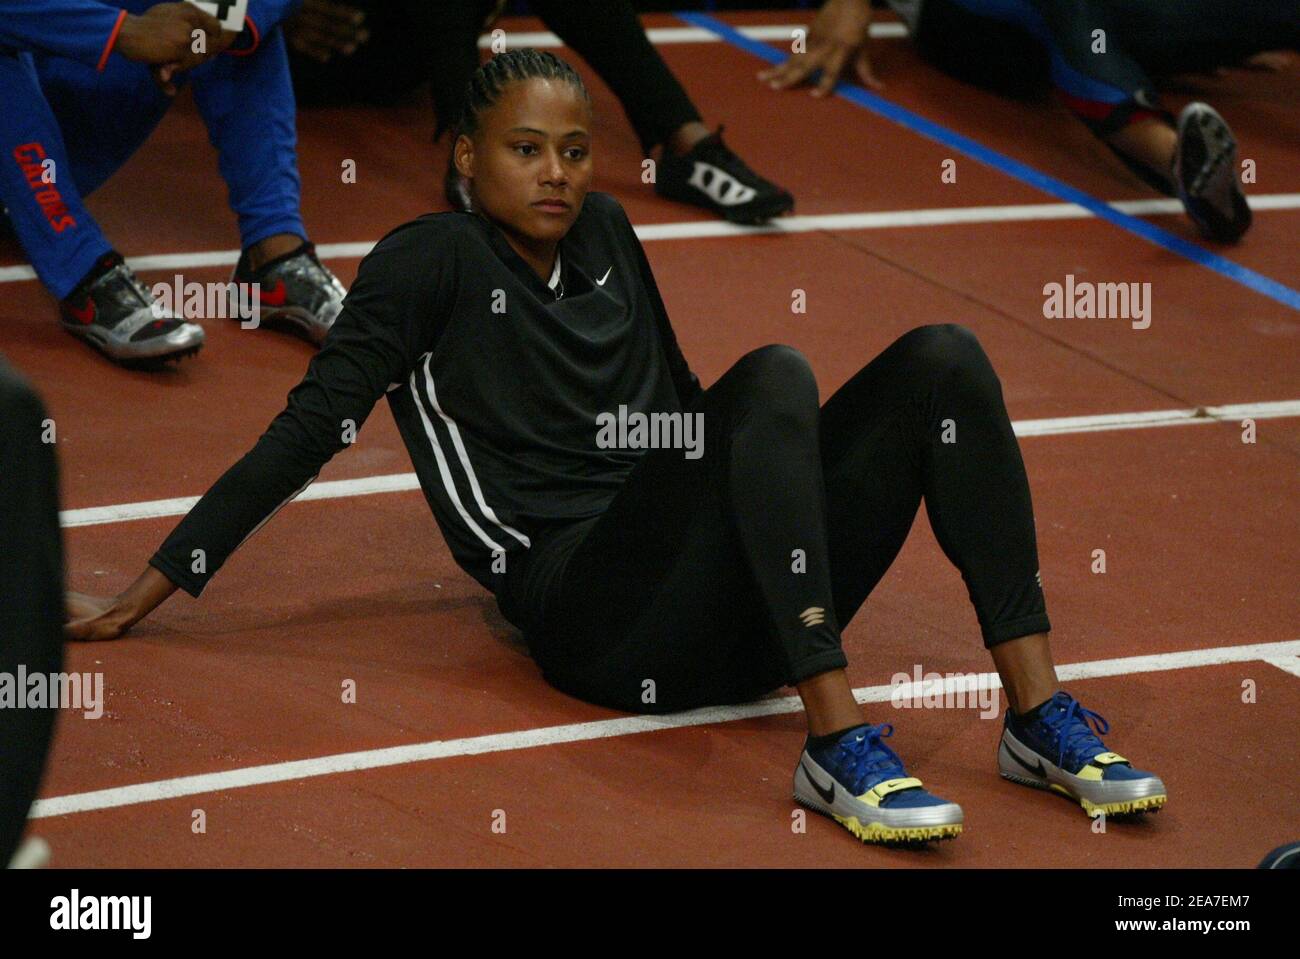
[1049,784,1168,818]
[796,796,963,846]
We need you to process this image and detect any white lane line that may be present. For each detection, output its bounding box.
[1010,400,1300,437]
[4,195,1300,285]
[1263,656,1300,678]
[62,472,419,528]
[58,399,1300,529]
[477,23,911,49]
[29,638,1300,820]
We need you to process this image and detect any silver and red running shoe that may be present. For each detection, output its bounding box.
[228,241,346,346]
[59,252,204,366]
[1174,102,1252,243]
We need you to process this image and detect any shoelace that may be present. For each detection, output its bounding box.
[837,723,908,795]
[118,265,153,305]
[1040,694,1111,770]
[95,264,156,325]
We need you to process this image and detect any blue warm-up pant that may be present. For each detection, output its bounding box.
[0,4,303,300]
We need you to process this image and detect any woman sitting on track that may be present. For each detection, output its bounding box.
[65,49,1165,846]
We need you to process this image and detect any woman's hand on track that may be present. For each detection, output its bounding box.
[758,0,882,97]
[64,592,132,642]
[65,567,179,642]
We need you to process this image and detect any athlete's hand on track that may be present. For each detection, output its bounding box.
[285,0,370,64]
[758,0,882,97]
[65,592,133,641]
[64,567,178,642]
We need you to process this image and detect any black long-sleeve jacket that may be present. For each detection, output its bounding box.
[150,192,702,599]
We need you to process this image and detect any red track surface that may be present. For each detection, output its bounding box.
[2,12,1297,867]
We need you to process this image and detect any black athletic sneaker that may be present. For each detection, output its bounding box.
[228,241,346,345]
[654,126,794,224]
[1173,102,1251,242]
[59,252,204,366]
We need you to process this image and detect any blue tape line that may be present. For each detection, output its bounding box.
[677,11,1300,312]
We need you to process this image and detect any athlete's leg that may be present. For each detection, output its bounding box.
[21,46,209,360]
[31,34,175,200]
[912,0,1053,99]
[821,325,1049,644]
[0,50,113,299]
[932,0,1169,176]
[1096,0,1299,78]
[527,0,701,157]
[817,324,1054,704]
[189,25,306,256]
[188,25,346,342]
[814,326,1164,824]
[524,344,849,717]
[530,327,1054,713]
[916,0,1256,237]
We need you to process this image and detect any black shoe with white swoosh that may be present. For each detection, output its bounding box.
[654,125,794,224]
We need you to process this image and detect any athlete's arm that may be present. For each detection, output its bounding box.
[65,221,455,640]
[0,2,226,71]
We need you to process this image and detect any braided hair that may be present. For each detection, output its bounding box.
[458,48,592,139]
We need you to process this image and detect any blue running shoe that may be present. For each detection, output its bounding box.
[999,691,1167,817]
[795,722,963,845]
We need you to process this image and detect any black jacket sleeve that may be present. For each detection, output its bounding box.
[608,199,704,409]
[150,219,456,596]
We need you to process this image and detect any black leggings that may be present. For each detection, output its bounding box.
[290,0,701,155]
[513,325,1050,714]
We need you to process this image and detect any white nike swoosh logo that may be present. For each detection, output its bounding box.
[596,266,612,285]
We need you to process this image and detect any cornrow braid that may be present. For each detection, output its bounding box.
[458,48,591,139]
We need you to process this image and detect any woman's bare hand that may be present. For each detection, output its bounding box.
[64,566,179,641]
[758,0,881,97]
[65,592,132,641]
